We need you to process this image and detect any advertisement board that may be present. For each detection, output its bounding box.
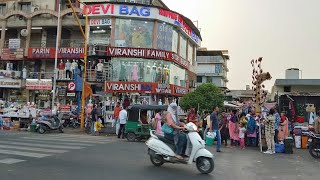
[105,47,190,69]
[26,79,52,90]
[28,48,84,59]
[0,79,22,88]
[81,3,200,45]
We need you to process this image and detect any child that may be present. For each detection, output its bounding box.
[94,119,104,136]
[239,123,246,150]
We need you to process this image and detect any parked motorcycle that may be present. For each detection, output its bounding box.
[62,111,80,128]
[36,115,64,134]
[303,131,320,158]
[146,122,214,174]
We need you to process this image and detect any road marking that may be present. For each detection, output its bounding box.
[46,134,113,140]
[0,145,68,153]
[0,141,84,149]
[21,137,110,144]
[0,158,26,164]
[14,139,93,147]
[0,149,51,158]
[42,134,115,141]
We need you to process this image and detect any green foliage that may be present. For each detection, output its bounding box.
[179,83,224,111]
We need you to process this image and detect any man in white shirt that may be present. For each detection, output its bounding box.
[118,106,128,139]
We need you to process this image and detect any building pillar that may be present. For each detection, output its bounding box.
[177,32,180,55]
[57,15,62,47]
[0,20,7,56]
[110,17,116,46]
[25,18,32,56]
[152,20,158,49]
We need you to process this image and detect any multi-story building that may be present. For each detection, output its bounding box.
[196,49,229,89]
[0,0,201,107]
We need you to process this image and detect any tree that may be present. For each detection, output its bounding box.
[179,83,224,111]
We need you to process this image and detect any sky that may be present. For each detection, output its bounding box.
[162,0,320,91]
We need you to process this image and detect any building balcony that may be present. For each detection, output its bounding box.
[30,39,84,48]
[86,69,109,82]
[196,72,225,77]
[0,70,21,79]
[197,59,225,64]
[28,72,54,80]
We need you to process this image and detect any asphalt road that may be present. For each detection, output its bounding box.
[0,131,319,180]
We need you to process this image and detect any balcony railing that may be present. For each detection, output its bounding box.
[28,72,54,80]
[0,70,21,79]
[86,69,109,82]
[4,39,26,48]
[31,39,84,48]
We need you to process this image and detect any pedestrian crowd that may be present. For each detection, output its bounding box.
[199,107,290,154]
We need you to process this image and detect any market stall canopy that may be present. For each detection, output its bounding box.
[224,101,239,108]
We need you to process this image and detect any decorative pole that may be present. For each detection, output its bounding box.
[251,57,272,152]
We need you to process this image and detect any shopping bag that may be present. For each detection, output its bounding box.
[206,131,217,140]
[116,123,120,135]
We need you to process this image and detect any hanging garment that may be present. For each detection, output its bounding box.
[151,66,157,81]
[119,64,127,81]
[132,64,139,82]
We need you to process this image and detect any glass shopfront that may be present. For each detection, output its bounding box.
[172,29,179,53]
[114,19,154,48]
[156,23,173,51]
[111,58,186,86]
[179,35,187,59]
[89,26,111,46]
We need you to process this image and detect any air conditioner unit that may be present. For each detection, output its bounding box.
[31,6,39,13]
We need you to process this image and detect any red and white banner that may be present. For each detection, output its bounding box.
[105,47,190,70]
[26,79,52,90]
[81,3,200,45]
[28,48,84,59]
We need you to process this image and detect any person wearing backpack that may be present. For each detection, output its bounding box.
[246,111,257,147]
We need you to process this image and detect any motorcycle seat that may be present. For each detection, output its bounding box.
[156,134,174,145]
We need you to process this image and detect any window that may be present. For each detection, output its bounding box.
[20,2,31,13]
[0,4,6,15]
[115,19,153,48]
[215,64,222,73]
[197,76,202,83]
[207,77,212,83]
[284,86,291,92]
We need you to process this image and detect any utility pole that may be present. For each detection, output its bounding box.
[68,0,88,129]
[51,0,61,110]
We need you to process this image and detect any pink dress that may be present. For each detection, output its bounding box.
[229,122,239,141]
[132,64,138,82]
[155,113,163,135]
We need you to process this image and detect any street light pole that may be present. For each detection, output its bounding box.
[52,0,61,110]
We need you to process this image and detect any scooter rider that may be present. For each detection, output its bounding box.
[163,103,187,160]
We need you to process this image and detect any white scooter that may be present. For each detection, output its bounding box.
[146,122,214,174]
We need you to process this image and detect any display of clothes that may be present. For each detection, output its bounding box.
[145,64,151,82]
[119,63,127,81]
[65,60,72,79]
[58,60,65,79]
[139,63,144,82]
[155,66,162,83]
[151,64,157,82]
[131,63,139,82]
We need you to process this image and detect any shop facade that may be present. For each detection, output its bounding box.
[84,2,201,104]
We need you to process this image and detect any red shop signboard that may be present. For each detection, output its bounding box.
[105,82,188,96]
[105,47,190,70]
[105,82,153,94]
[28,48,84,59]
